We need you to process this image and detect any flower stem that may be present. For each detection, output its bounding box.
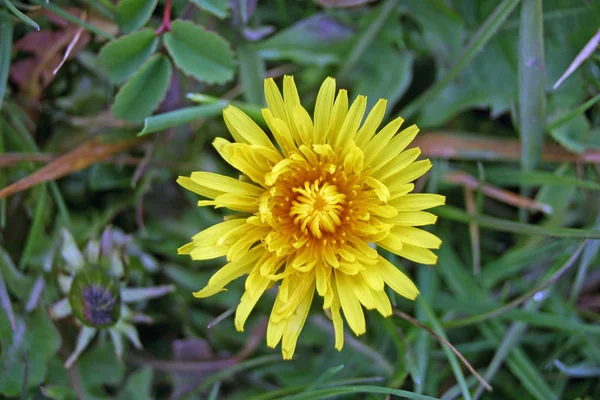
[156,0,172,34]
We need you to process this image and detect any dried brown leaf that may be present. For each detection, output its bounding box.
[0,136,140,200]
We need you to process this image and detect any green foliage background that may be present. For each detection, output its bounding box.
[0,0,599,399]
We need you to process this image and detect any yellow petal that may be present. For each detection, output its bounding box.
[351,274,377,310]
[188,245,228,260]
[377,232,403,255]
[334,95,367,148]
[235,266,272,331]
[313,77,335,142]
[375,256,419,300]
[281,283,314,359]
[394,243,439,265]
[371,289,392,317]
[200,193,259,213]
[387,160,432,192]
[329,89,349,141]
[185,171,262,198]
[292,105,314,145]
[283,75,301,118]
[190,218,247,243]
[364,117,403,167]
[335,270,366,335]
[389,194,446,211]
[330,288,344,350]
[390,226,442,249]
[262,109,295,155]
[375,148,422,182]
[387,211,438,226]
[264,77,288,122]
[223,106,275,150]
[360,267,384,292]
[192,247,264,298]
[355,99,387,148]
[371,125,420,172]
[266,316,285,349]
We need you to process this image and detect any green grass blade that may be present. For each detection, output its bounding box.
[486,169,600,190]
[518,0,546,176]
[3,104,72,228]
[18,184,47,269]
[436,206,600,238]
[419,299,472,400]
[237,43,266,106]
[4,0,40,30]
[337,0,397,82]
[0,11,13,112]
[0,120,6,228]
[547,93,600,131]
[280,385,440,400]
[31,0,115,40]
[399,0,521,119]
[0,265,16,332]
[305,365,345,391]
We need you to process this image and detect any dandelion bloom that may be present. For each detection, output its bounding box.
[178,77,445,359]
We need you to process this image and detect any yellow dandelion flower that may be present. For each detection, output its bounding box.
[178,76,445,359]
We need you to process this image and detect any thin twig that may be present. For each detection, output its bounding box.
[53,10,87,75]
[393,310,493,392]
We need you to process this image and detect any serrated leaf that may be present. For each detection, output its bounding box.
[112,54,172,123]
[116,0,159,34]
[191,0,230,19]
[99,29,158,84]
[164,20,235,84]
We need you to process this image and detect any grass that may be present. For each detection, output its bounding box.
[0,0,599,399]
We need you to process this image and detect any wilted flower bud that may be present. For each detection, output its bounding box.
[68,267,121,328]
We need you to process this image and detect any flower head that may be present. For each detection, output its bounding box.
[50,227,175,367]
[178,76,445,359]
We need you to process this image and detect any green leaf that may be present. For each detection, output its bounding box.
[99,29,158,84]
[139,103,226,136]
[191,0,230,19]
[338,0,398,82]
[353,44,414,113]
[41,385,78,400]
[549,113,590,153]
[0,245,33,300]
[400,0,521,120]
[77,340,125,388]
[237,43,265,105]
[112,54,172,123]
[0,13,13,112]
[400,0,465,65]
[116,0,158,34]
[0,310,61,396]
[259,14,354,66]
[164,20,235,84]
[117,366,153,400]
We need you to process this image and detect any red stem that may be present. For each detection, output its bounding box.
[156,0,172,34]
